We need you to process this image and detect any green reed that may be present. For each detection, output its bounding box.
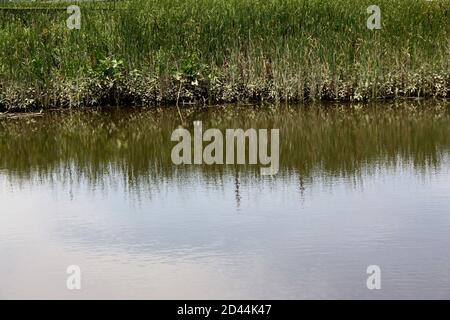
[0,0,449,108]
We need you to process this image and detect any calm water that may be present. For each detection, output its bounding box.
[1,102,450,299]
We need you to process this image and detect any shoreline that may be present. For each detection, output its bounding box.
[1,95,449,117]
[1,72,449,112]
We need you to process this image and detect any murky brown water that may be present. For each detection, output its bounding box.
[1,101,450,299]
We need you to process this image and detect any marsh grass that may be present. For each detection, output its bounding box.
[0,0,449,109]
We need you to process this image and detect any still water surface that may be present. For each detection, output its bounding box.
[1,102,450,299]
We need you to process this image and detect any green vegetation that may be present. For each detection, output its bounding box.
[0,0,449,110]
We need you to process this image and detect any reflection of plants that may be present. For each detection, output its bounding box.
[1,102,450,186]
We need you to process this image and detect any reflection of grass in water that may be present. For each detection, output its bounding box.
[0,0,449,108]
[1,101,450,190]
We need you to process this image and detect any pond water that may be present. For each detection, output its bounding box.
[1,101,450,299]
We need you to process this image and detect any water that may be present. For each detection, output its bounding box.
[1,102,450,299]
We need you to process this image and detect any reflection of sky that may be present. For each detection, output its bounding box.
[1,160,450,299]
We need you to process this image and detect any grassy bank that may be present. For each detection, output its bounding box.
[0,0,449,110]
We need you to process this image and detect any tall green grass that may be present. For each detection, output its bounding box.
[0,0,449,109]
